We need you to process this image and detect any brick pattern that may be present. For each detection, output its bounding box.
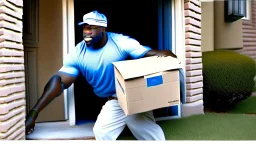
[235,1,256,60]
[0,0,25,140]
[184,0,203,103]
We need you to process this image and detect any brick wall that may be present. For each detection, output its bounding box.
[235,1,256,61]
[182,0,204,117]
[0,0,25,140]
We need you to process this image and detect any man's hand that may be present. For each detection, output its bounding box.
[155,50,177,58]
[144,50,177,58]
[25,110,38,135]
[24,73,76,135]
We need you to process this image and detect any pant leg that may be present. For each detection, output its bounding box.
[93,100,126,140]
[125,111,165,140]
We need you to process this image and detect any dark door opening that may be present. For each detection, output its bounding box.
[73,0,159,125]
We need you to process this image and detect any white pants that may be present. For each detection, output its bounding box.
[93,99,165,140]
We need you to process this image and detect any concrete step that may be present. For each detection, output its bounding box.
[25,121,95,140]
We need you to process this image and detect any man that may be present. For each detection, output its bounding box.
[25,11,177,140]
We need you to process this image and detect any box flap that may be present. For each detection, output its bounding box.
[112,56,182,80]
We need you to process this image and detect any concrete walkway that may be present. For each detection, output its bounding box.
[26,121,95,140]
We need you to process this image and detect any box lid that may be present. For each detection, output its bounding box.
[112,56,182,80]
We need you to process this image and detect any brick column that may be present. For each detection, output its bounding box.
[182,0,204,117]
[0,0,25,140]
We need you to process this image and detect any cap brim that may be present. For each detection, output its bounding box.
[78,21,107,27]
[78,22,88,26]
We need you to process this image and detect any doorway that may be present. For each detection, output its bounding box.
[72,0,179,125]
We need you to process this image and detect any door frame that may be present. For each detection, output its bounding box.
[62,0,185,126]
[62,0,76,126]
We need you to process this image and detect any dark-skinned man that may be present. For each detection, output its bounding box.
[25,11,177,141]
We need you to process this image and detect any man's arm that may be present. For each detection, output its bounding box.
[31,72,76,113]
[25,72,77,135]
[143,49,177,58]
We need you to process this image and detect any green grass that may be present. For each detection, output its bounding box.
[228,96,256,114]
[118,95,256,140]
[118,113,256,140]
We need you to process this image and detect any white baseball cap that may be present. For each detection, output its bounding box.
[78,11,107,27]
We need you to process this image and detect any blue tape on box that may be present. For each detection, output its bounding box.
[146,75,163,87]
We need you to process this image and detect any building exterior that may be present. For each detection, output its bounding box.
[201,0,256,94]
[1,0,254,140]
[202,0,256,61]
[0,0,25,140]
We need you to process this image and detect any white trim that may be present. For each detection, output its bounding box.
[174,0,186,104]
[67,0,76,126]
[62,0,76,126]
[174,0,185,71]
[242,0,251,20]
[172,0,176,54]
[62,0,68,120]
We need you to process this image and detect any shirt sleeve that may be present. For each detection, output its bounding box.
[58,44,80,78]
[117,34,152,59]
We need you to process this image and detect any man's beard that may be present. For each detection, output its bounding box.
[83,33,102,48]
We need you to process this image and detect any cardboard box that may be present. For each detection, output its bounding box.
[112,56,182,115]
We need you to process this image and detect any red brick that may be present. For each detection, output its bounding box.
[186,69,202,77]
[186,58,202,64]
[0,72,24,79]
[186,51,202,57]
[186,45,201,52]
[0,106,24,121]
[186,82,203,89]
[0,13,17,23]
[7,0,23,7]
[0,49,23,56]
[185,18,201,28]
[186,94,203,102]
[0,84,25,97]
[0,29,22,42]
[186,88,203,96]
[0,112,24,133]
[0,119,24,139]
[185,25,201,34]
[186,75,203,83]
[184,2,201,14]
[0,57,24,64]
[185,32,201,40]
[185,0,201,7]
[0,64,24,73]
[0,92,25,104]
[6,124,25,140]
[0,42,23,50]
[185,39,201,46]
[0,99,25,115]
[186,63,202,71]
[0,77,25,86]
[184,10,201,20]
[0,21,22,32]
[0,6,22,19]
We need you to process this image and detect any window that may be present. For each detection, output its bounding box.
[224,0,247,22]
[242,0,251,20]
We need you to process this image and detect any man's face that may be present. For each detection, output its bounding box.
[83,24,104,47]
